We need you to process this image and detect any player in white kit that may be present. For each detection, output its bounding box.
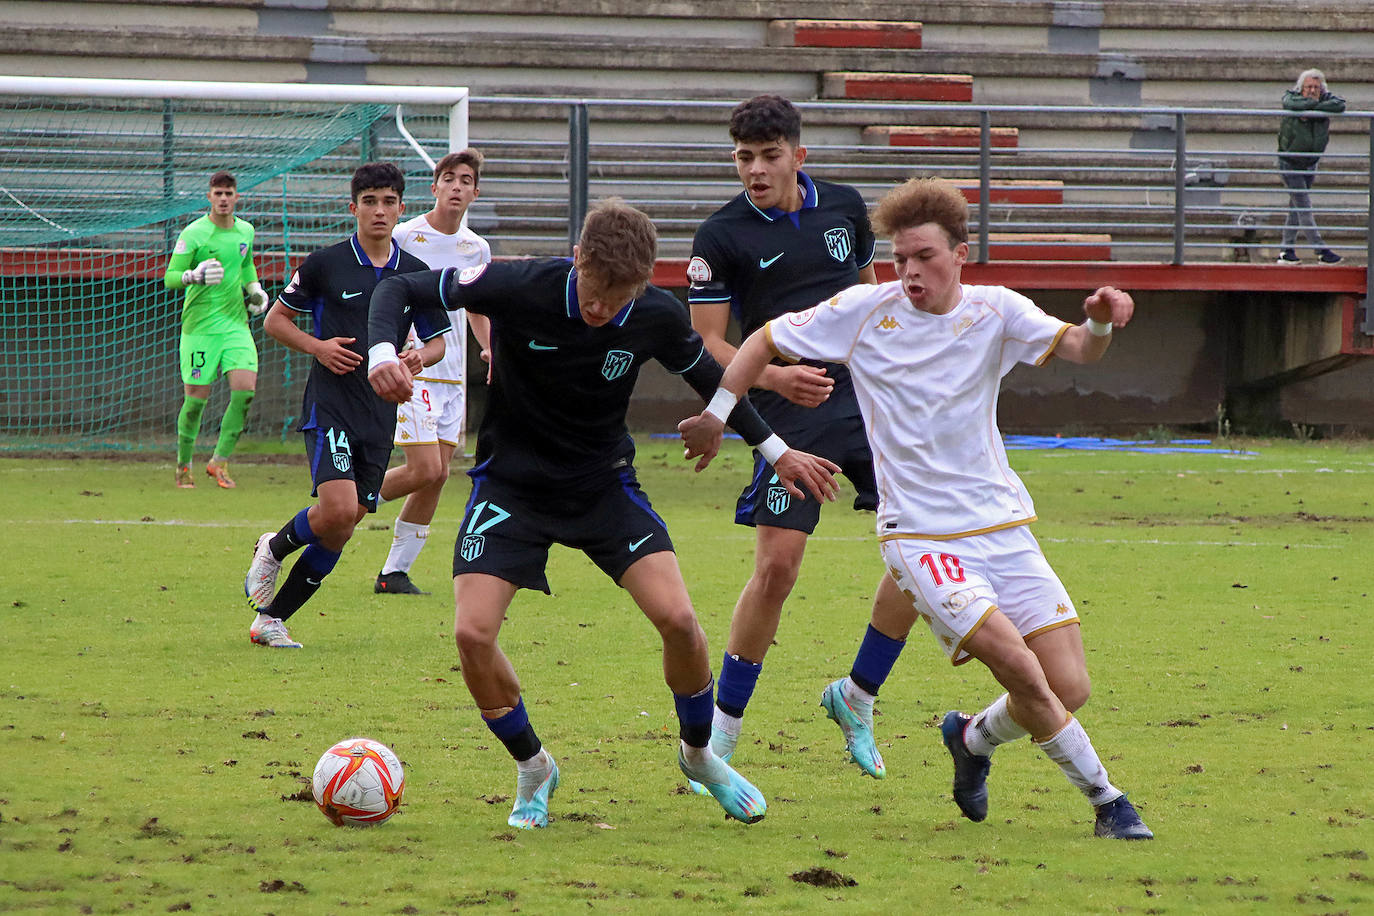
[678,177,1153,840]
[374,149,492,595]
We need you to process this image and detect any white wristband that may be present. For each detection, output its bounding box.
[367,342,400,372]
[704,387,738,423]
[757,434,788,466]
[1086,317,1113,337]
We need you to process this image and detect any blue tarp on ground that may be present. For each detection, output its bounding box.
[651,433,1257,455]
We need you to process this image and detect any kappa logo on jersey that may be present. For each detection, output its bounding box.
[601,349,634,381]
[686,256,711,283]
[458,263,488,285]
[824,227,852,262]
[1056,603,1072,616]
[874,315,902,330]
[414,232,428,244]
[786,306,817,327]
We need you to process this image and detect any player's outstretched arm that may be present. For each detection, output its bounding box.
[1053,286,1134,364]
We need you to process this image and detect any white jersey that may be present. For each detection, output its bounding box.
[764,282,1069,540]
[393,214,491,384]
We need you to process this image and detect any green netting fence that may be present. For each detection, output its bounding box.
[0,82,462,453]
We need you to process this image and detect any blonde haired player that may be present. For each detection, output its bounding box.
[373,149,493,595]
[679,177,1153,840]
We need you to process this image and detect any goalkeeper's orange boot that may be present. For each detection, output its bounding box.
[175,464,195,489]
[206,459,236,489]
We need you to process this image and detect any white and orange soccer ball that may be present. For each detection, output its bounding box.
[311,737,405,827]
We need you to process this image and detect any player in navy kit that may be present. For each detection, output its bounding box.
[242,163,445,649]
[367,199,839,830]
[685,95,883,785]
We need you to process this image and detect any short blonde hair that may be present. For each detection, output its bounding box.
[576,198,658,292]
[871,177,969,246]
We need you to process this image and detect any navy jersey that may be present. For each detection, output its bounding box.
[688,171,875,434]
[279,234,442,443]
[370,258,772,491]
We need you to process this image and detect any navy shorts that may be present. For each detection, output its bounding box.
[735,412,876,533]
[452,466,674,593]
[302,425,390,514]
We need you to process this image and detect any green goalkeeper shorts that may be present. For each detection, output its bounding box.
[180,326,258,385]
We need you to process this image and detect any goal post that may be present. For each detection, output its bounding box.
[0,76,468,450]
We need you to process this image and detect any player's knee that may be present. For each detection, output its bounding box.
[652,604,702,645]
[751,553,802,600]
[453,617,495,655]
[1055,672,1092,712]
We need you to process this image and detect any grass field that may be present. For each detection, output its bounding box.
[2,438,1371,914]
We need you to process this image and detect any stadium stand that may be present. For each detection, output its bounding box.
[3,0,1369,265]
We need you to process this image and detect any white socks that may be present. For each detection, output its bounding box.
[382,519,429,575]
[840,676,876,719]
[515,748,553,798]
[1035,717,1122,807]
[711,707,742,758]
[964,693,1030,757]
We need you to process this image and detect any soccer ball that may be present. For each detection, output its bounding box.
[311,737,405,827]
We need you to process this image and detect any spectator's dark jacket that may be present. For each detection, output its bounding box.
[1279,89,1346,166]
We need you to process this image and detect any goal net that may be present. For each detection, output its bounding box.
[0,76,468,452]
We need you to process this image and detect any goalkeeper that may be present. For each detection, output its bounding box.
[163,170,270,489]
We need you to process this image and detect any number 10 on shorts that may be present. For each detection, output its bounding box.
[919,552,965,586]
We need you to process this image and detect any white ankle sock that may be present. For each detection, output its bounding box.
[1035,717,1122,807]
[382,519,429,575]
[679,739,714,768]
[515,748,552,797]
[840,677,875,715]
[965,694,1029,756]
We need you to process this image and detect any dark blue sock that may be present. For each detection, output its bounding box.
[674,680,714,748]
[269,507,316,560]
[267,544,340,622]
[716,653,762,718]
[484,698,541,762]
[849,624,906,697]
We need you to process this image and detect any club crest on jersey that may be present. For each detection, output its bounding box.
[457,263,488,285]
[686,256,711,283]
[787,306,817,327]
[824,227,852,262]
[767,485,791,515]
[460,534,485,562]
[332,451,351,472]
[601,349,633,381]
[239,242,249,256]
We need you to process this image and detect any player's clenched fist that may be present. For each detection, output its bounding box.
[368,359,415,404]
[182,258,224,286]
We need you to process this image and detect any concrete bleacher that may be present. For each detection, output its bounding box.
[2,0,1371,263]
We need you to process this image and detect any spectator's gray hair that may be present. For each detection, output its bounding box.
[1294,69,1327,92]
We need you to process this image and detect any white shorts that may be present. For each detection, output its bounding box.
[393,378,464,447]
[879,525,1077,666]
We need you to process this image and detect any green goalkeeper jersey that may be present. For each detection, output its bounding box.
[164,215,261,335]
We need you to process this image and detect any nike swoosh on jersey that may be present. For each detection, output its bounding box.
[759,253,784,269]
[528,341,558,350]
[342,290,363,299]
[628,534,653,552]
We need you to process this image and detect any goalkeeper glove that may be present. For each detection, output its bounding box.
[181,258,224,286]
[245,281,270,315]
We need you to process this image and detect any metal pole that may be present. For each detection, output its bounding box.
[978,110,990,264]
[568,103,589,255]
[1363,116,1374,334]
[162,99,175,251]
[1173,111,1186,265]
